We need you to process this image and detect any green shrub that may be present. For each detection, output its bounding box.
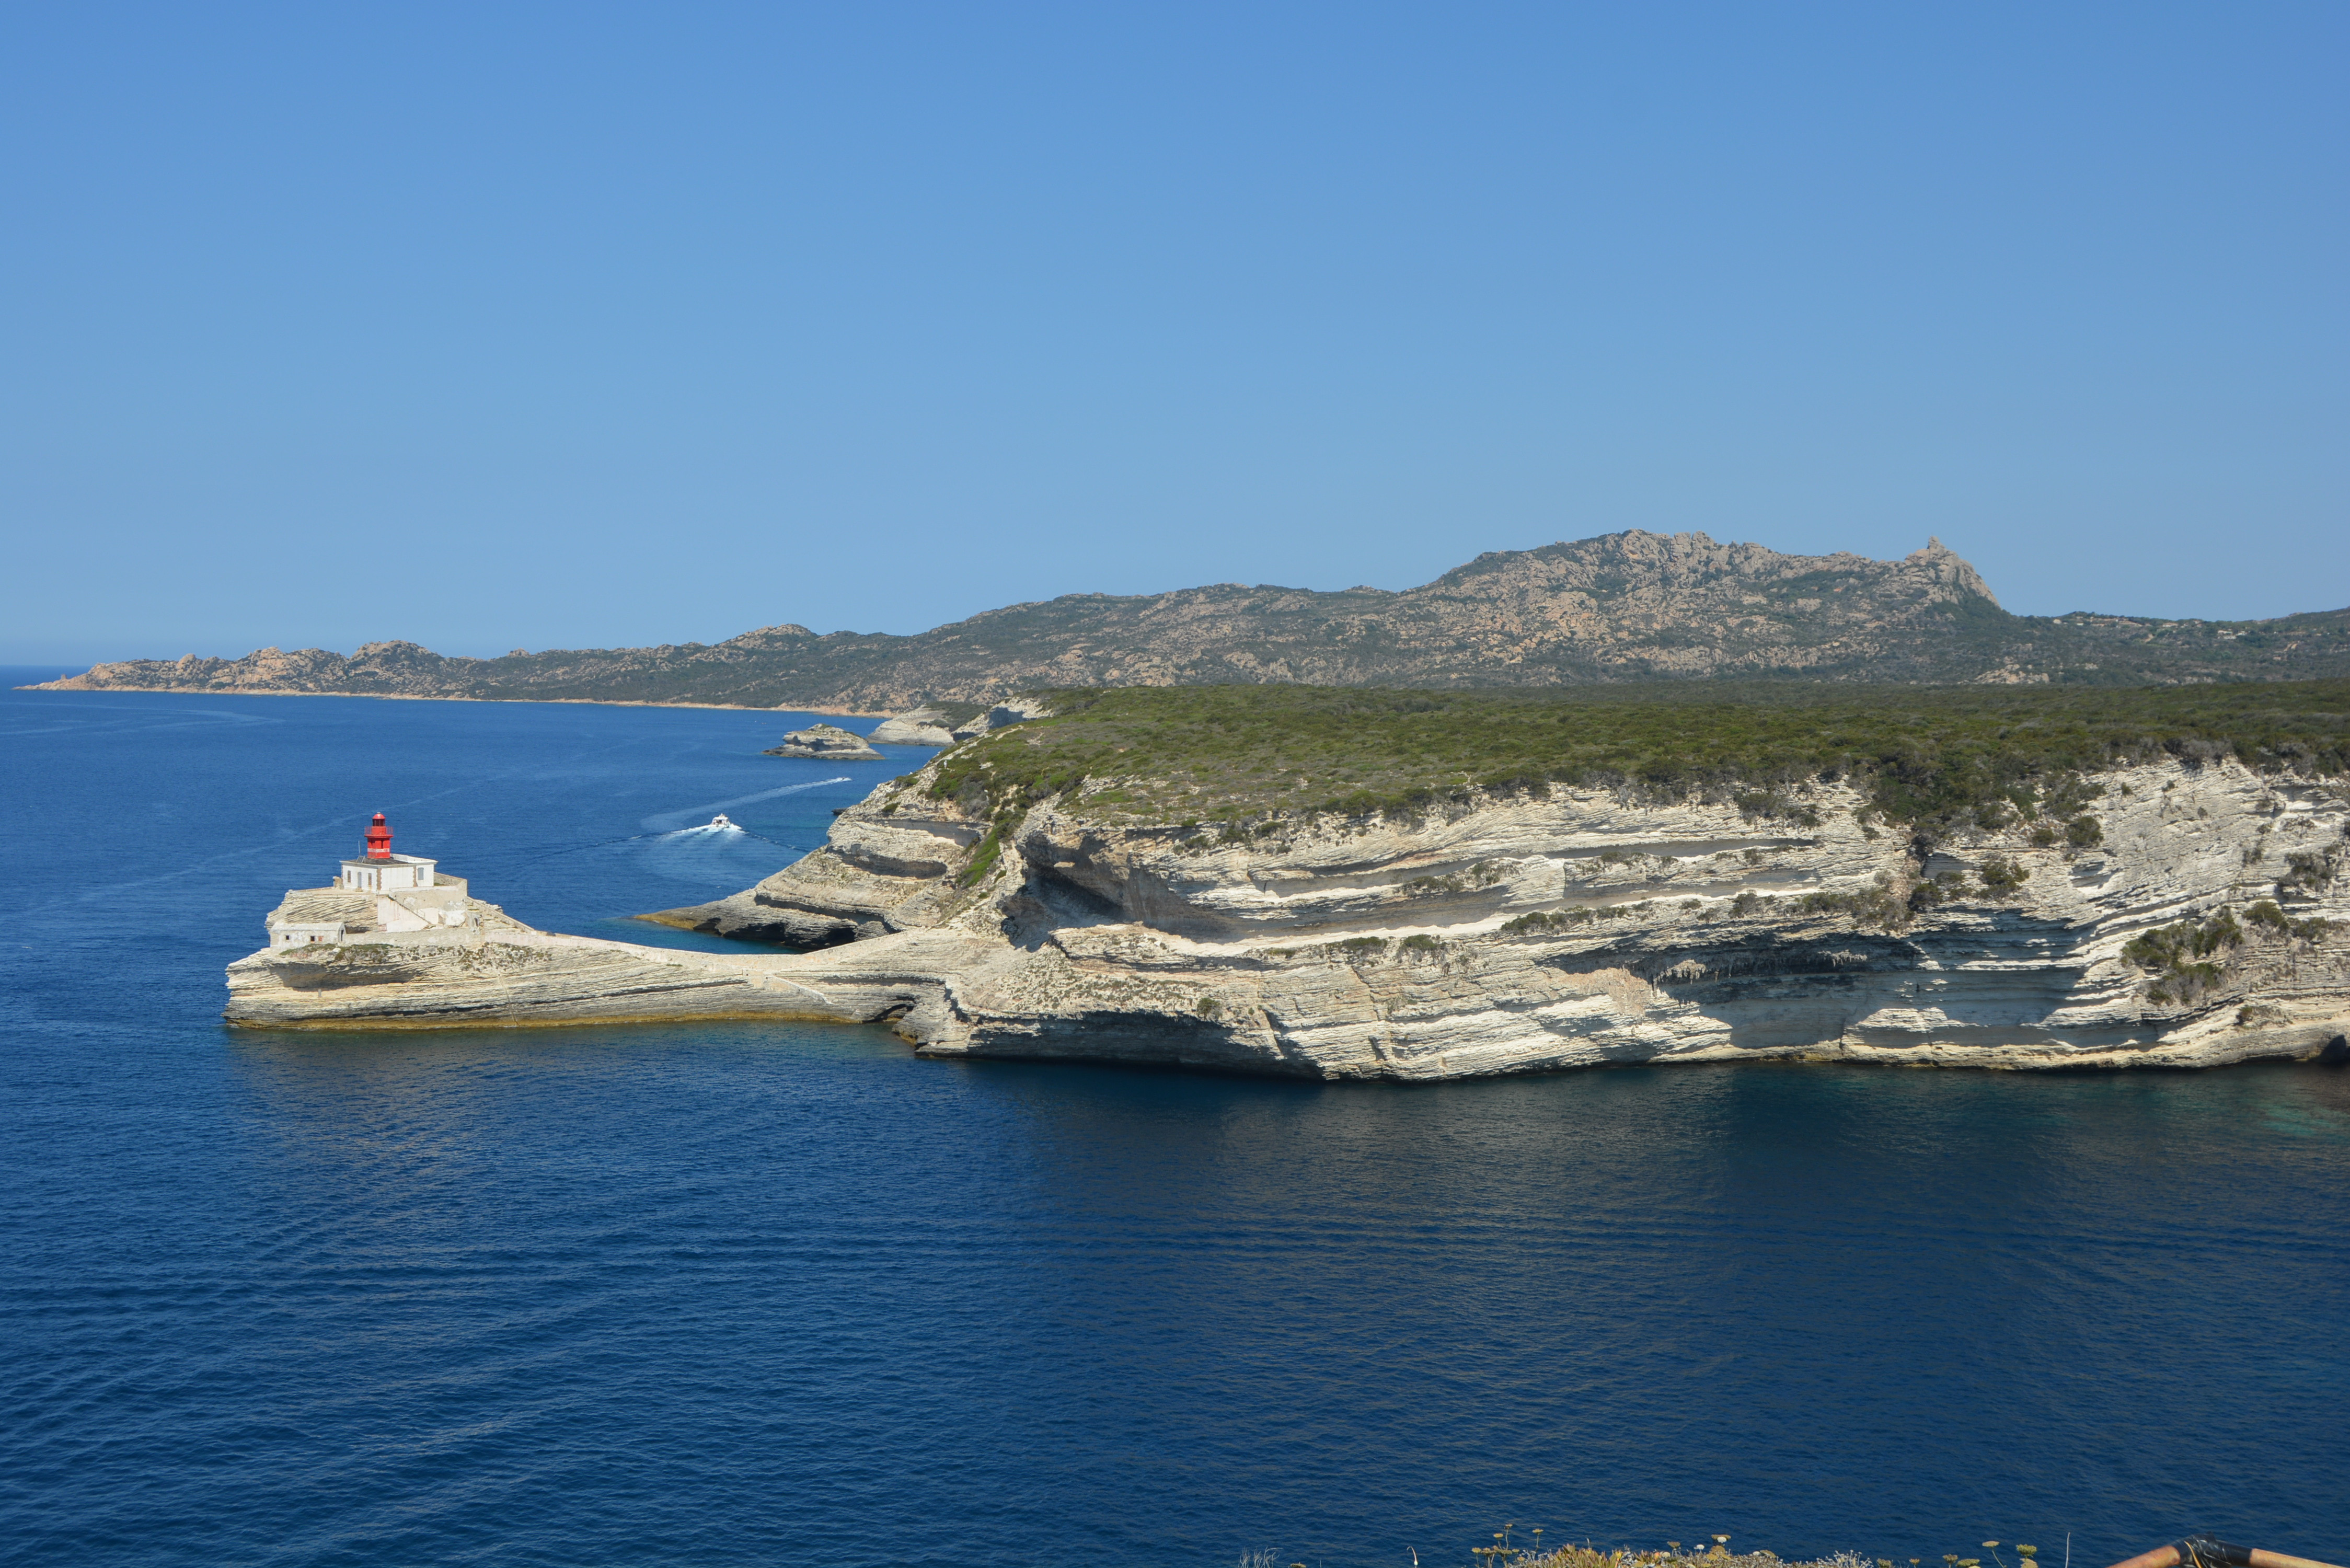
[2042,774,2106,818]
[2123,912,2242,969]
[1799,889,1909,930]
[2147,961,2227,1006]
[959,827,1003,886]
[2244,897,2337,941]
[2066,815,2104,848]
[1501,908,1595,935]
[2282,850,2341,893]
[2124,911,2247,1004]
[1977,855,2027,896]
[1400,933,1442,953]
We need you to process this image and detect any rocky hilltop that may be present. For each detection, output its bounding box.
[225,683,2350,1079]
[38,532,2350,709]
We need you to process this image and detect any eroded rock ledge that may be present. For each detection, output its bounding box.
[228,751,2350,1080]
[764,722,883,759]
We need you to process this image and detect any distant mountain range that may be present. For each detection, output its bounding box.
[30,531,2350,710]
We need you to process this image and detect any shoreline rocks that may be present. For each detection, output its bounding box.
[764,722,884,760]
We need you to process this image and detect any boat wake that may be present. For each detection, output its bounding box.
[640,778,851,834]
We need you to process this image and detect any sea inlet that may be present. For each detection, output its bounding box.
[3,673,2343,1568]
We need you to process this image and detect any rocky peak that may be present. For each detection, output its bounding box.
[1903,536,2001,607]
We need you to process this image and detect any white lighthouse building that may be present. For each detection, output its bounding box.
[340,812,439,892]
[267,812,478,949]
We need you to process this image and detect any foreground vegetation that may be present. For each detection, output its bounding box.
[919,679,2350,835]
[1237,1529,2073,1568]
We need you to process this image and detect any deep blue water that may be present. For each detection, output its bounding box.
[3,672,2345,1568]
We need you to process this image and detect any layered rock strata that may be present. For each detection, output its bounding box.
[867,706,964,745]
[229,753,2350,1079]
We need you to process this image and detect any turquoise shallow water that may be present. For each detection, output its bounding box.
[3,673,2345,1568]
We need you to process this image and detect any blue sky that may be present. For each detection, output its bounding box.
[4,2,2343,663]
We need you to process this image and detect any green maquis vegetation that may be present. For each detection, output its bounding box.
[923,678,2350,837]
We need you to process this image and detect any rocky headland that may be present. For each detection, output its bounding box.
[37,532,2350,709]
[226,683,2350,1080]
[866,704,975,745]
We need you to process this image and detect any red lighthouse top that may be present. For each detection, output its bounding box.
[365,813,393,860]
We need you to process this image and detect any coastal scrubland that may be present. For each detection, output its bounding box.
[920,678,2350,837]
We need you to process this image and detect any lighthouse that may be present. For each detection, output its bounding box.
[265,812,474,949]
[338,813,441,893]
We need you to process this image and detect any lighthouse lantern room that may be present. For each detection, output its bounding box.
[339,813,440,892]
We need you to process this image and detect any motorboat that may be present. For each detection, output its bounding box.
[708,814,736,831]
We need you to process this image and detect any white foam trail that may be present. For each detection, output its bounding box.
[658,821,746,840]
[640,778,851,834]
[637,822,793,881]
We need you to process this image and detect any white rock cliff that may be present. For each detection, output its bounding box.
[226,752,2350,1078]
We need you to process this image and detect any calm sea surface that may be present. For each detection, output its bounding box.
[2,672,2344,1568]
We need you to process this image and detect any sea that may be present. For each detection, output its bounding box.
[2,670,2344,1568]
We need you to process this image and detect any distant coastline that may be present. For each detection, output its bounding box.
[11,682,892,720]
[31,531,2350,712]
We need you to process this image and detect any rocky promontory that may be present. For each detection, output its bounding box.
[229,683,2350,1079]
[764,722,884,760]
[868,703,984,745]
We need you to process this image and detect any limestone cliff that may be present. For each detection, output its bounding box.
[644,749,2349,1075]
[230,747,2350,1078]
[41,531,2350,708]
[868,703,984,745]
